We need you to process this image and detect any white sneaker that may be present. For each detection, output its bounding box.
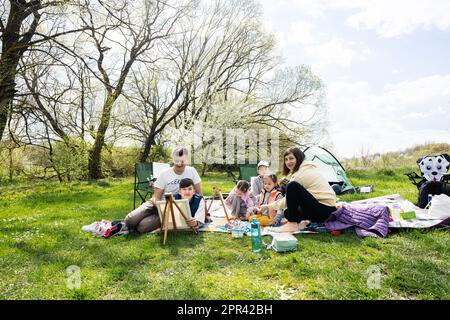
[94,220,112,237]
[81,221,99,233]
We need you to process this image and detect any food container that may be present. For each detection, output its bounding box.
[231,227,244,238]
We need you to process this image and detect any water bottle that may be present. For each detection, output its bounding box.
[251,218,262,252]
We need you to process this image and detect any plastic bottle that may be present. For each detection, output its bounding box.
[251,218,262,252]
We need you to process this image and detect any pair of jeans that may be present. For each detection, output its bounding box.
[284,181,336,223]
[124,201,161,233]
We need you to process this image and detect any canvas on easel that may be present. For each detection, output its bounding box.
[156,193,198,244]
[156,198,191,230]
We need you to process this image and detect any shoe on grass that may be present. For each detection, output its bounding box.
[81,221,99,233]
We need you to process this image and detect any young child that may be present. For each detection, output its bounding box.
[248,174,284,226]
[174,178,206,229]
[225,180,254,220]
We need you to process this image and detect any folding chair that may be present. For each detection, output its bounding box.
[236,163,258,183]
[133,162,154,209]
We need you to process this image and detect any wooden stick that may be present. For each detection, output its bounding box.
[161,200,168,235]
[163,200,170,245]
[217,188,230,221]
[207,187,217,212]
[169,197,178,232]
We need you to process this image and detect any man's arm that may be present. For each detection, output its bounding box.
[194,183,202,195]
[151,187,164,204]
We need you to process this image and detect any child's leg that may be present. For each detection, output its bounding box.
[227,194,241,218]
[237,198,248,219]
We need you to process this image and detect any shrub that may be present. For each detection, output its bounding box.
[52,137,89,181]
[102,147,139,178]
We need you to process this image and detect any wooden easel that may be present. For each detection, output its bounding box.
[160,193,197,245]
[207,186,230,221]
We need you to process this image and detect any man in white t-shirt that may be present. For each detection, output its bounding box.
[152,153,201,202]
[124,147,202,233]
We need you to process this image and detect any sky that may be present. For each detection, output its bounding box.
[257,0,450,158]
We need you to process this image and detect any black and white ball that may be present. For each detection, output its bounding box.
[418,154,450,182]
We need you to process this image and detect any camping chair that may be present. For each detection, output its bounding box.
[233,163,258,183]
[133,162,155,209]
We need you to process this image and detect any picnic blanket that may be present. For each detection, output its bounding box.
[203,195,450,234]
[325,204,390,238]
[200,200,319,235]
[349,194,450,229]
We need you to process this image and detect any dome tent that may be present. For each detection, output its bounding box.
[303,146,356,194]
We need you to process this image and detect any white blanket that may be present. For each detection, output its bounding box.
[350,194,450,228]
[206,195,450,229]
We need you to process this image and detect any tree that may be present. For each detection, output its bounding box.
[119,0,277,162]
[0,0,87,142]
[1,0,329,181]
[70,0,194,179]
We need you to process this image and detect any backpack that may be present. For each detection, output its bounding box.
[418,180,450,209]
[405,153,450,208]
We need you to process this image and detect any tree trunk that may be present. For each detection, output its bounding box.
[88,95,116,179]
[201,161,208,177]
[0,102,9,142]
[139,134,156,163]
[8,148,13,183]
[0,1,42,141]
[0,63,20,142]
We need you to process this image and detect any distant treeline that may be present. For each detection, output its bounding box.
[342,143,450,169]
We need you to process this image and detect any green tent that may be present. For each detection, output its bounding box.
[304,146,356,194]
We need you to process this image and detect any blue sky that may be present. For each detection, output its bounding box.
[258,0,450,158]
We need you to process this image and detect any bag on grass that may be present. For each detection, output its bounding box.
[265,233,298,252]
[428,194,450,219]
[418,180,450,208]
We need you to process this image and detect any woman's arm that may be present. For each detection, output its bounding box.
[267,197,286,211]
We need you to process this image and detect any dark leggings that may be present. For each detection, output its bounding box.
[284,181,336,223]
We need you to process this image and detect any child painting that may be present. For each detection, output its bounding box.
[225,180,254,220]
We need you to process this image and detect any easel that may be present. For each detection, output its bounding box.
[207,186,230,221]
[160,193,197,245]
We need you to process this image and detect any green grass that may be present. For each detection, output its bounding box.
[0,169,449,300]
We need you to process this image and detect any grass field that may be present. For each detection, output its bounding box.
[0,168,449,300]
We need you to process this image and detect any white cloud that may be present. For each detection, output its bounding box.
[288,21,316,45]
[346,0,450,38]
[287,21,371,69]
[327,75,450,157]
[288,0,450,37]
[306,37,370,69]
